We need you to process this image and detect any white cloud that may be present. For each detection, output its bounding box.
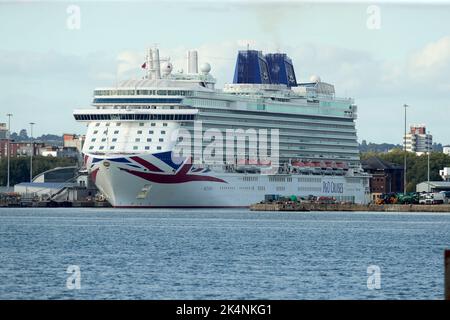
[2,35,449,97]
[407,35,450,83]
[116,51,143,79]
[2,36,449,139]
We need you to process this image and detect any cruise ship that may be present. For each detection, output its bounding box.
[74,47,370,207]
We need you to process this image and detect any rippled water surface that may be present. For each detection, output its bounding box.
[0,208,449,299]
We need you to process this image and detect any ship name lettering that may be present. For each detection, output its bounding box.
[322,181,344,194]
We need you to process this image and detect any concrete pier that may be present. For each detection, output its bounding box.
[446,250,450,300]
[250,202,450,212]
[0,199,111,208]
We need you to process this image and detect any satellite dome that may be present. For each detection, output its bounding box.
[161,62,173,75]
[310,75,321,83]
[200,62,211,74]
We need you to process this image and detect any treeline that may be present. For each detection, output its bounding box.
[8,130,64,146]
[0,156,78,186]
[359,140,401,153]
[359,140,444,153]
[361,149,450,192]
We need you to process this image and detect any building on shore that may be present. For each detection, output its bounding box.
[57,147,80,158]
[440,167,450,181]
[0,140,44,159]
[32,166,79,183]
[416,167,450,193]
[361,156,404,200]
[0,123,7,139]
[443,145,450,156]
[403,124,432,155]
[37,145,58,157]
[63,134,85,153]
[416,181,450,193]
[0,132,84,160]
[13,166,98,202]
[14,182,77,198]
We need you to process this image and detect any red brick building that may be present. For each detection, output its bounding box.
[362,157,404,194]
[0,140,41,159]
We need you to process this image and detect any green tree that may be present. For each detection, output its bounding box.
[361,150,450,192]
[0,156,78,186]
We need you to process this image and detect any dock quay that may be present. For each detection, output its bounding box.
[0,200,111,208]
[250,202,450,212]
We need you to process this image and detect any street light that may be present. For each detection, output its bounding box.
[6,113,12,189]
[29,122,35,183]
[428,131,431,193]
[403,104,409,194]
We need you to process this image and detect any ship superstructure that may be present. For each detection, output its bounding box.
[74,47,370,207]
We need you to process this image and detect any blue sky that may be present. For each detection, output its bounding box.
[1,0,449,144]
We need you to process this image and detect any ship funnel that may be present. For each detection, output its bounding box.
[146,48,153,79]
[187,50,198,74]
[153,48,161,79]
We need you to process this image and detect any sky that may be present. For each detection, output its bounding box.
[0,0,449,144]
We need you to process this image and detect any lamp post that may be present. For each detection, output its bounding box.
[6,113,12,189]
[427,131,431,193]
[403,104,409,194]
[29,122,35,182]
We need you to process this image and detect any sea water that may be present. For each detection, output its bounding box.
[0,208,449,299]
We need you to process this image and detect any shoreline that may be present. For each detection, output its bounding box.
[250,202,450,212]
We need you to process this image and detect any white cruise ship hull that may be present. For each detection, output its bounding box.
[86,152,370,207]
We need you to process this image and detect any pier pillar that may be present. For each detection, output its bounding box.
[446,249,450,300]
